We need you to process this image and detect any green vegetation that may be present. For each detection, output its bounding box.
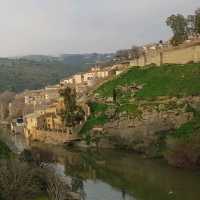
[35,197,48,200]
[0,53,112,93]
[172,110,200,138]
[0,140,11,159]
[119,103,138,114]
[90,102,108,113]
[80,115,108,135]
[166,8,200,45]
[166,14,188,45]
[96,63,200,99]
[86,63,200,136]
[90,63,200,168]
[80,102,109,135]
[59,87,85,127]
[165,106,200,168]
[0,59,71,92]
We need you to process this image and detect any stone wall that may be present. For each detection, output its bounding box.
[100,96,200,152]
[28,128,81,145]
[130,42,200,67]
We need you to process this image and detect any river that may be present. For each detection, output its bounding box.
[1,131,200,200]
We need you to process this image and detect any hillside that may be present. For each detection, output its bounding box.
[96,63,200,98]
[83,63,200,135]
[82,63,200,168]
[0,53,113,93]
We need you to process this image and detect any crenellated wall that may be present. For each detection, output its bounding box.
[130,42,200,67]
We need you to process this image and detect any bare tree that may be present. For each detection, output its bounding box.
[46,172,74,200]
[0,159,42,200]
[130,46,143,59]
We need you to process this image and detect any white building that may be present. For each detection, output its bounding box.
[73,74,83,84]
[116,70,123,76]
[83,72,96,82]
[45,84,60,91]
[60,77,74,86]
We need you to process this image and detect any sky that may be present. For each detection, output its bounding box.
[0,0,199,57]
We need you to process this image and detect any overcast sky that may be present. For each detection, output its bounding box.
[0,0,199,57]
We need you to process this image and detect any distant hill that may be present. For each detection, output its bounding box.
[0,53,113,93]
[60,53,113,71]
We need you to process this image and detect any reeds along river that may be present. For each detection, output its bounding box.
[2,130,200,200]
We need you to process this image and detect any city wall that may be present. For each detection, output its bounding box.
[130,42,200,67]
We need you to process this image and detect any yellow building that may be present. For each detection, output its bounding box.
[24,102,81,144]
[24,112,41,138]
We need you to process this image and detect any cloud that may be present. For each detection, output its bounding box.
[0,0,199,56]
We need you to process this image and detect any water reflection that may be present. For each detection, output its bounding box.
[0,129,29,153]
[1,131,200,200]
[29,146,199,200]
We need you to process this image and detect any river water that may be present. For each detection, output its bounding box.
[1,131,200,200]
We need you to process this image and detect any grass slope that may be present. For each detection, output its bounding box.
[82,63,200,135]
[96,63,200,99]
[83,63,200,133]
[80,102,108,134]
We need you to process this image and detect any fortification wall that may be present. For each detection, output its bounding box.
[26,128,81,144]
[163,45,200,64]
[130,43,200,67]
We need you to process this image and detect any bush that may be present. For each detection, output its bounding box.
[165,134,200,168]
[0,141,11,159]
[0,159,44,200]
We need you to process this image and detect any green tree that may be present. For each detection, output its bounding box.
[166,14,188,45]
[195,8,200,34]
[113,88,117,103]
[59,87,85,127]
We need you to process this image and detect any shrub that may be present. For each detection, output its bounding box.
[0,159,44,200]
[0,140,11,159]
[165,134,200,168]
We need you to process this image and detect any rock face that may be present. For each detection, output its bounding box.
[106,110,192,134]
[100,97,198,154]
[104,110,192,152]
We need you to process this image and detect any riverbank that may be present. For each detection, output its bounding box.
[0,129,80,200]
[25,144,200,200]
[80,63,200,169]
[1,129,200,200]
